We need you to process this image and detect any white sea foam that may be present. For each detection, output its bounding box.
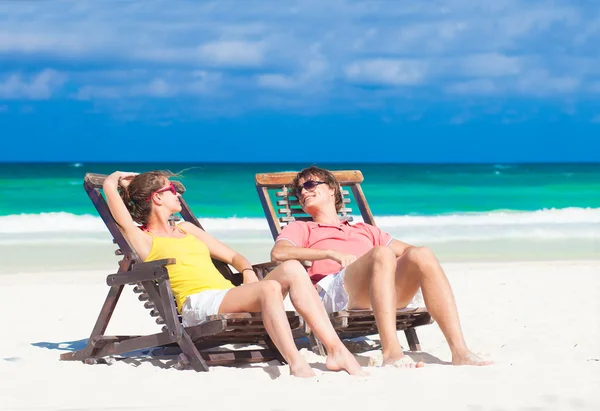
[376,207,600,226]
[0,209,598,246]
[0,212,107,234]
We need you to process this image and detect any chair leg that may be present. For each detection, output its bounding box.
[60,285,124,362]
[177,332,210,372]
[308,332,327,356]
[404,328,421,351]
[264,336,287,365]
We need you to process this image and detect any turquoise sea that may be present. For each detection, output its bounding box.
[0,162,598,272]
[2,162,599,216]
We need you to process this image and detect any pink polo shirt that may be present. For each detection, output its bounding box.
[276,220,393,284]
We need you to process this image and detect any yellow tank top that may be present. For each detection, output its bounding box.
[144,227,234,312]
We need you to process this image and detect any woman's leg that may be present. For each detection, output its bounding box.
[264,260,365,376]
[218,280,314,377]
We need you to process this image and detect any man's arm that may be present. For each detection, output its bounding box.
[271,240,356,268]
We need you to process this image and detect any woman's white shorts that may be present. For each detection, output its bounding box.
[181,289,231,327]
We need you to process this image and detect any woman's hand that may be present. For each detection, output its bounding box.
[105,171,138,188]
[327,250,357,268]
[118,172,138,188]
[242,269,260,285]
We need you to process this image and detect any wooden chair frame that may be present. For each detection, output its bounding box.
[60,173,303,372]
[255,170,433,354]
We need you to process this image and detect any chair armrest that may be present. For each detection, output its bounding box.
[252,261,280,280]
[106,258,175,286]
[231,261,280,280]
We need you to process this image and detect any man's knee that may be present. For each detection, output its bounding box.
[369,246,397,270]
[404,246,437,267]
[370,246,397,281]
[279,259,305,273]
[277,260,309,285]
[260,280,284,300]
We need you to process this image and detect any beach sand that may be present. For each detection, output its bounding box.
[1,260,599,411]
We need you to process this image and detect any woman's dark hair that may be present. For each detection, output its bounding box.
[119,170,176,225]
[292,166,344,212]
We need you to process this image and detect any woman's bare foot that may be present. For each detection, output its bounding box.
[382,353,425,368]
[325,345,368,376]
[452,351,493,366]
[289,360,316,378]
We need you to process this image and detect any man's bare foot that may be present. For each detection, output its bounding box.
[452,351,493,366]
[289,361,316,378]
[325,345,368,376]
[382,354,425,368]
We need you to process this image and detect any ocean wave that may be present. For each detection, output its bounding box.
[0,212,107,233]
[0,209,598,244]
[376,207,600,226]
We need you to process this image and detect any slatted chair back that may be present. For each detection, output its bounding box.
[255,170,376,239]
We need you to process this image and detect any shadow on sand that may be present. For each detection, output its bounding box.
[30,338,285,377]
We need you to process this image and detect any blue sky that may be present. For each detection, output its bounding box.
[0,1,599,163]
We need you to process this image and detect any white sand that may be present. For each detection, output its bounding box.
[1,260,599,411]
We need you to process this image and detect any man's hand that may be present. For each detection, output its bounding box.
[328,250,357,268]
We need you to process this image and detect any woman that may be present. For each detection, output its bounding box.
[104,170,364,378]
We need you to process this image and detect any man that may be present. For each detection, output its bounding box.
[270,166,491,367]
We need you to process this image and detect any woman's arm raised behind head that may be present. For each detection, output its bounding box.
[103,171,153,258]
[103,171,138,231]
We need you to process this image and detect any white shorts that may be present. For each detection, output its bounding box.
[316,269,349,314]
[316,269,425,314]
[181,289,231,327]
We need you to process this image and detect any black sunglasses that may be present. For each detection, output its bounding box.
[294,180,326,195]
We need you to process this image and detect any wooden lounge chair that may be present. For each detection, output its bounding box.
[60,173,304,372]
[255,170,433,355]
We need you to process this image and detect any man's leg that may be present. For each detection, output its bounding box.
[264,260,366,376]
[394,246,491,366]
[343,246,421,366]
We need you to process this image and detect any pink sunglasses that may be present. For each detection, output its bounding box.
[146,182,177,202]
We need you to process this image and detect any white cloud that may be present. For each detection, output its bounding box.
[590,82,600,93]
[450,111,473,125]
[446,72,580,96]
[459,53,522,77]
[74,71,222,100]
[345,59,427,86]
[258,45,329,91]
[0,0,598,109]
[133,41,265,66]
[515,72,580,95]
[257,74,297,89]
[446,79,499,95]
[199,41,265,66]
[0,70,66,99]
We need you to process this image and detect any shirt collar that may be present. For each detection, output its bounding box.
[314,219,352,228]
